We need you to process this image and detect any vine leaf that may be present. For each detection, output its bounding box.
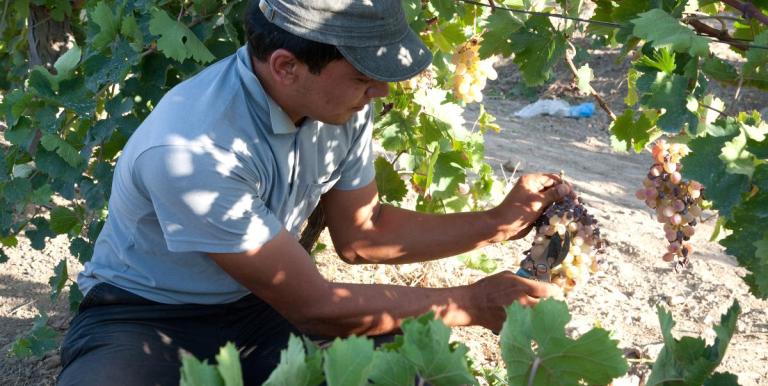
[610,109,656,153]
[48,259,68,301]
[399,312,478,386]
[91,2,121,50]
[646,301,741,386]
[368,350,417,386]
[9,314,58,358]
[323,336,374,386]
[215,342,244,386]
[262,335,324,386]
[507,16,567,86]
[149,9,215,63]
[374,156,407,204]
[479,10,524,59]
[632,9,710,57]
[682,135,750,219]
[643,73,697,133]
[500,299,627,386]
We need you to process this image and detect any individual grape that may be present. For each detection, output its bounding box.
[637,139,705,269]
[517,193,604,294]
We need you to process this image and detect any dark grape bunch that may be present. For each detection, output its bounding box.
[635,139,704,269]
[517,194,604,294]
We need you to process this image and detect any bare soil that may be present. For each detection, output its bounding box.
[1,45,767,385]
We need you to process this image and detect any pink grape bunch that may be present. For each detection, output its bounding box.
[635,140,704,268]
[517,195,604,294]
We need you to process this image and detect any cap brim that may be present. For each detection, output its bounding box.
[337,29,432,82]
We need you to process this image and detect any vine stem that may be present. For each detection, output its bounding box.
[564,41,617,121]
[720,0,768,25]
[527,356,542,386]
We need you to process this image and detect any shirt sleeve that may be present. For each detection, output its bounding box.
[132,145,284,253]
[333,104,376,190]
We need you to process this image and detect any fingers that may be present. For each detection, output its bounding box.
[501,271,563,300]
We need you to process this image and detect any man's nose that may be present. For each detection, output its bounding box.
[365,81,389,99]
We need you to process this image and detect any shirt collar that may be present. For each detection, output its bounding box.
[235,45,299,135]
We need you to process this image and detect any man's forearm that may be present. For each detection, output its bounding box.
[291,280,478,336]
[336,203,524,264]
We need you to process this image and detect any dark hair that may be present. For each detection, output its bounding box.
[245,1,343,74]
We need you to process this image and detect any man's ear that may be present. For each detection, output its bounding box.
[268,49,301,85]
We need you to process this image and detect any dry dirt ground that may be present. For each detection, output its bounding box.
[1,49,767,385]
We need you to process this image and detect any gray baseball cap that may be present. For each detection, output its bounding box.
[258,0,433,82]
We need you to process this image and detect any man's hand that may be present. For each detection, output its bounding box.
[469,270,563,333]
[492,173,573,241]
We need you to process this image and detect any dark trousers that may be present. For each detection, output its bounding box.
[57,283,322,386]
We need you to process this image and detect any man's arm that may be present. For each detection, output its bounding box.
[208,231,551,336]
[322,173,571,264]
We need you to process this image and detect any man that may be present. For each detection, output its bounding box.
[57,0,569,384]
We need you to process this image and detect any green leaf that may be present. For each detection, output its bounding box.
[704,372,740,386]
[180,354,224,386]
[323,336,374,386]
[263,334,324,386]
[53,43,81,80]
[215,342,244,386]
[149,9,215,63]
[0,89,33,127]
[83,40,140,92]
[508,16,567,86]
[399,313,478,386]
[31,184,54,205]
[10,313,58,358]
[457,252,498,274]
[479,11,525,58]
[50,206,81,235]
[48,259,68,301]
[25,217,56,250]
[643,73,697,133]
[702,57,739,84]
[91,2,121,49]
[610,109,656,152]
[647,301,741,386]
[69,237,95,264]
[68,283,84,312]
[720,178,768,298]
[5,177,32,203]
[682,136,750,219]
[41,133,83,167]
[121,15,144,51]
[575,63,593,94]
[719,130,754,177]
[431,151,469,201]
[632,9,709,56]
[374,156,407,204]
[500,299,628,386]
[368,350,417,386]
[0,249,9,264]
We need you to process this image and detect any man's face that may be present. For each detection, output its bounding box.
[293,59,389,125]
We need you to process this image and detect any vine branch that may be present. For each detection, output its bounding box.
[565,42,617,121]
[721,0,768,25]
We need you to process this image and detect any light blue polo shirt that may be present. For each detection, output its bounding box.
[77,46,375,304]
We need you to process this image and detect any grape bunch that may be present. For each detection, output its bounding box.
[517,195,604,294]
[635,140,704,268]
[401,65,437,91]
[451,38,498,104]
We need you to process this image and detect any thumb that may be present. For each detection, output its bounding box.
[544,183,571,204]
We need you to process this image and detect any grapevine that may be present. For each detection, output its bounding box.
[636,140,705,269]
[517,192,604,294]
